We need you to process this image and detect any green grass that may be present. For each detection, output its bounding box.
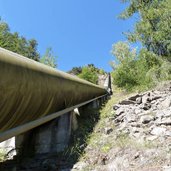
[62,106,102,164]
[0,149,6,162]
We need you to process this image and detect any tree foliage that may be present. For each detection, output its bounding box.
[68,64,106,84]
[0,19,40,61]
[111,1,171,90]
[78,66,98,84]
[40,47,57,68]
[68,64,105,75]
[120,0,171,58]
[111,42,139,89]
[0,19,58,67]
[68,67,82,75]
[111,41,171,90]
[111,41,136,66]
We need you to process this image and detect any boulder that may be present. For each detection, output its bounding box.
[119,100,136,105]
[113,105,120,110]
[134,108,143,114]
[124,114,137,123]
[115,108,125,116]
[142,103,151,110]
[104,127,113,135]
[140,115,154,124]
[151,127,167,136]
[142,94,151,104]
[128,94,142,101]
[160,97,171,108]
[136,97,142,104]
[151,96,162,101]
[157,118,171,126]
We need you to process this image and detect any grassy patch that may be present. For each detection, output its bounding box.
[62,106,102,165]
[114,132,156,150]
[101,143,113,153]
[0,149,5,162]
[100,86,130,119]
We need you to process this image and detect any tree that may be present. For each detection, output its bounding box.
[111,42,139,89]
[68,67,82,75]
[110,1,171,90]
[78,66,98,84]
[26,39,40,61]
[0,18,40,61]
[40,47,57,68]
[68,64,106,84]
[111,42,164,90]
[120,0,171,58]
[68,64,106,76]
[68,64,108,85]
[111,41,136,64]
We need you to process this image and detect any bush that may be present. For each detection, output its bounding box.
[111,60,139,90]
[78,66,98,84]
[111,42,171,91]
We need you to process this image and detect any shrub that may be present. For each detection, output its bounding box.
[111,42,171,91]
[78,66,98,84]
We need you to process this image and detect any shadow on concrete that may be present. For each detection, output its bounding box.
[59,101,107,170]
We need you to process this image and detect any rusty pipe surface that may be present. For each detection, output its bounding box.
[0,47,107,133]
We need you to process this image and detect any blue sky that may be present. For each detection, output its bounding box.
[0,0,137,72]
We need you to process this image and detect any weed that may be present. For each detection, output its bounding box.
[0,149,5,162]
[101,143,113,153]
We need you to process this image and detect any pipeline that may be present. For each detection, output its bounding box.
[0,94,107,142]
[0,47,107,134]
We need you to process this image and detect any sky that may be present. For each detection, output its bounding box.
[0,0,137,72]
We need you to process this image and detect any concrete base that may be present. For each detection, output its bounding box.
[14,96,108,158]
[90,97,107,109]
[16,112,73,156]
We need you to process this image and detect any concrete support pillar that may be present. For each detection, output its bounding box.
[99,97,105,105]
[14,97,108,158]
[91,100,100,109]
[54,112,72,152]
[15,112,73,157]
[34,119,56,154]
[102,97,105,103]
[91,97,107,109]
[97,99,100,107]
[16,131,36,157]
[79,99,102,113]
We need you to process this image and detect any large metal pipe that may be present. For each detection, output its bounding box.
[0,47,107,133]
[0,94,107,142]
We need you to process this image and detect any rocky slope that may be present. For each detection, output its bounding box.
[72,82,171,171]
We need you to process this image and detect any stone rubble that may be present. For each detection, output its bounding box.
[72,82,171,171]
[112,87,171,142]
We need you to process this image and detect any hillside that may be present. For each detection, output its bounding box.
[72,82,171,171]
